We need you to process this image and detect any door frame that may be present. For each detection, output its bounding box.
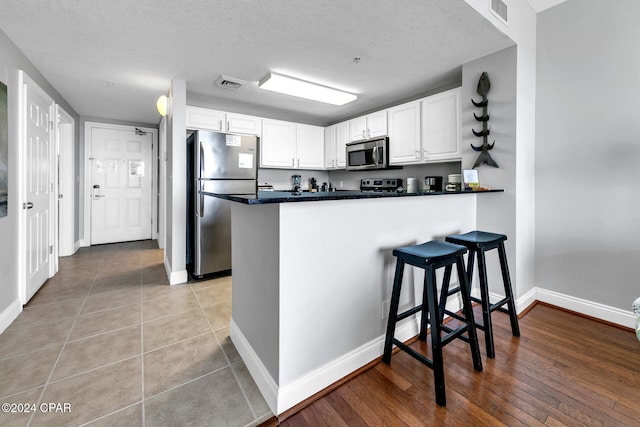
[17,70,57,304]
[82,122,158,246]
[56,105,75,257]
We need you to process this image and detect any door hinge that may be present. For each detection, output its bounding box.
[50,183,54,192]
[49,245,53,254]
[49,121,54,130]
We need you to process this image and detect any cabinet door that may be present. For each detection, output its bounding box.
[261,119,297,168]
[348,116,367,141]
[388,101,421,165]
[366,110,388,139]
[421,88,461,162]
[186,106,224,131]
[335,121,349,168]
[324,125,337,169]
[297,124,324,169]
[226,113,262,136]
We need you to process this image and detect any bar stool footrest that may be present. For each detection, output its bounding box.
[392,338,434,369]
[441,325,471,345]
[396,305,423,322]
[489,297,510,312]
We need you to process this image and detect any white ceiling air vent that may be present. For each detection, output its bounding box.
[215,75,247,90]
[490,0,508,24]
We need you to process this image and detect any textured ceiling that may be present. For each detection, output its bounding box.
[0,0,514,126]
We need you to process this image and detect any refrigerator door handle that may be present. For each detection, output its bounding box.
[199,141,205,179]
[199,182,205,218]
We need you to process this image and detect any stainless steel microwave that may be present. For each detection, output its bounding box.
[346,137,389,171]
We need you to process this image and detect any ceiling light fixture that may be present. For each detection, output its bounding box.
[258,72,357,106]
[156,95,168,117]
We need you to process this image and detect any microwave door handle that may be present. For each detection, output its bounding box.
[372,146,379,165]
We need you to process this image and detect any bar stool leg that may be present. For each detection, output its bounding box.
[477,249,495,358]
[383,259,405,364]
[498,242,520,337]
[456,255,483,372]
[436,264,452,326]
[466,248,476,294]
[424,265,446,406]
[419,273,430,341]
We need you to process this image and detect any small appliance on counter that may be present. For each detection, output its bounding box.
[360,178,403,193]
[291,175,302,194]
[406,177,418,194]
[446,173,463,191]
[424,176,443,192]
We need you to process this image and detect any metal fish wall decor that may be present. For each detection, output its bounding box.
[471,72,498,168]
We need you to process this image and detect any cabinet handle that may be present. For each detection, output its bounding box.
[227,120,230,130]
[292,157,295,167]
[362,130,365,139]
[367,129,371,138]
[297,158,300,168]
[219,120,222,130]
[416,149,420,160]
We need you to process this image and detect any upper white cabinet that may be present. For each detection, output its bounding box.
[388,88,461,165]
[186,106,225,132]
[388,101,422,164]
[349,110,387,141]
[421,88,461,162]
[261,119,324,169]
[296,124,325,169]
[324,121,348,169]
[186,106,261,136]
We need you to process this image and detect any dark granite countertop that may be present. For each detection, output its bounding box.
[206,189,504,205]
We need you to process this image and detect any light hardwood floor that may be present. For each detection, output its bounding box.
[263,303,640,426]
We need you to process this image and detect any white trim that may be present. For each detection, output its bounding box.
[535,288,635,329]
[56,106,75,257]
[163,257,188,285]
[231,316,419,416]
[83,122,158,246]
[0,299,22,334]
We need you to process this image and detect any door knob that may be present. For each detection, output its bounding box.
[23,202,34,209]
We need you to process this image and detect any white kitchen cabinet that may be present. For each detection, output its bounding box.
[186,106,261,136]
[388,100,421,165]
[349,110,387,141]
[324,121,348,169]
[324,125,336,169]
[296,124,324,169]
[186,106,225,132]
[261,119,297,168]
[421,87,461,162]
[261,120,324,169]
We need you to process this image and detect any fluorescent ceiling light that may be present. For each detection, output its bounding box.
[258,72,357,106]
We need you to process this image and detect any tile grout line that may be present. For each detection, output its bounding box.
[25,265,100,427]
[191,280,260,422]
[140,265,146,427]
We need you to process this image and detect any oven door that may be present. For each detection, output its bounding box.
[346,138,387,170]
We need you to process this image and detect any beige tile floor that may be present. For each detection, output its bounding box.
[0,240,272,427]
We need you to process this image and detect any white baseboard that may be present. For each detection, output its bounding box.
[0,299,23,334]
[163,257,188,285]
[74,240,81,253]
[535,287,635,329]
[231,317,419,416]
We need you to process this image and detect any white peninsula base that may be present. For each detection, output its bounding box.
[229,194,478,416]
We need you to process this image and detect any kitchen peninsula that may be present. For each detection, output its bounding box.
[223,189,502,415]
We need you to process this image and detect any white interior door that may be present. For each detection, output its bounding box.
[22,74,55,302]
[90,126,152,245]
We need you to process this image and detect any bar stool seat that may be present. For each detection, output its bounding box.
[442,231,520,358]
[383,240,483,406]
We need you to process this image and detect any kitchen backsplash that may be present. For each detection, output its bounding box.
[258,161,460,192]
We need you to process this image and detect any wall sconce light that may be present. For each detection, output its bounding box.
[156,95,168,117]
[258,72,357,106]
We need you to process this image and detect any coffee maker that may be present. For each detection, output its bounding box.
[291,175,302,194]
[424,176,443,192]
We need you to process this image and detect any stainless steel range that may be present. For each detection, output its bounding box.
[360,178,403,193]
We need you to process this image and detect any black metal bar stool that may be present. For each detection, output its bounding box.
[441,231,520,358]
[382,240,483,406]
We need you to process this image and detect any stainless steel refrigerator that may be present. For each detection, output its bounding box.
[187,130,257,278]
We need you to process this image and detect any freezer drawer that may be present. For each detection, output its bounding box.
[199,179,256,195]
[193,194,232,276]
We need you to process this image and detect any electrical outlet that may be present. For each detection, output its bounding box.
[339,181,343,188]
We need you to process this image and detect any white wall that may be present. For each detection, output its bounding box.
[164,79,188,284]
[464,0,537,304]
[0,28,79,330]
[462,46,518,298]
[535,0,640,310]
